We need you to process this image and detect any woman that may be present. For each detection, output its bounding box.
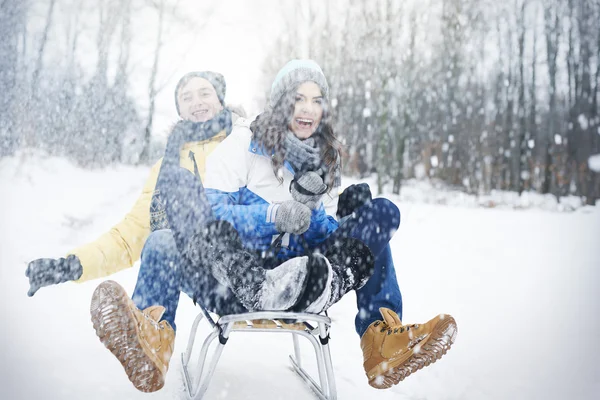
[204,60,458,389]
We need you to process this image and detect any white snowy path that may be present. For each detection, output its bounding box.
[1,155,599,400]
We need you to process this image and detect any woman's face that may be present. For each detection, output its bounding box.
[288,81,324,139]
[177,77,223,122]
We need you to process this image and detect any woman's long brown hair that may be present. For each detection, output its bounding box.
[250,83,342,190]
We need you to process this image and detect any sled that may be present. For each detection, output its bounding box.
[180,304,337,399]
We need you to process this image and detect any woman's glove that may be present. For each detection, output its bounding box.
[274,200,311,234]
[25,255,83,296]
[290,171,328,210]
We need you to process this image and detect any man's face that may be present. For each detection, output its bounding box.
[177,77,223,122]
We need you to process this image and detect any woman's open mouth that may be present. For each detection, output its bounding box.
[296,118,314,128]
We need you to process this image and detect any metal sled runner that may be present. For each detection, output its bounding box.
[180,306,337,400]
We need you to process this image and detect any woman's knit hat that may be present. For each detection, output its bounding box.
[174,71,226,115]
[269,60,329,109]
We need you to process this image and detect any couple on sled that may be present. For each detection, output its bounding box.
[26,59,457,392]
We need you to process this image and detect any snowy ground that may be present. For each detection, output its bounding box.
[1,152,599,400]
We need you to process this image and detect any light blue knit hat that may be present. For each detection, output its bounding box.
[269,59,329,108]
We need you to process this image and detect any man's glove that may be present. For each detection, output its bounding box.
[25,255,83,297]
[274,200,311,234]
[336,183,372,219]
[290,171,328,210]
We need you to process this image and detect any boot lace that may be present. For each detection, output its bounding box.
[143,311,164,330]
[374,321,420,335]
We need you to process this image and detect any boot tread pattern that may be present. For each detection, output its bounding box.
[90,280,164,393]
[369,316,457,389]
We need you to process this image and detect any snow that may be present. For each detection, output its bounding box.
[554,134,562,145]
[2,152,600,399]
[589,154,600,173]
[354,177,592,212]
[578,114,589,130]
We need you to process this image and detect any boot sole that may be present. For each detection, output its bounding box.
[90,280,165,393]
[367,315,458,389]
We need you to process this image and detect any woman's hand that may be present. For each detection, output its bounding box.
[274,200,311,234]
[290,171,328,209]
[336,183,372,219]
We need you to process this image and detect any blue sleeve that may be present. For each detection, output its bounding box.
[206,188,279,240]
[303,205,338,246]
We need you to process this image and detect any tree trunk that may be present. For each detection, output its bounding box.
[30,0,56,97]
[0,0,27,155]
[139,0,165,164]
[528,5,537,192]
[542,1,560,195]
[516,0,527,194]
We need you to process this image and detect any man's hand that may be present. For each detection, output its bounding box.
[25,255,83,296]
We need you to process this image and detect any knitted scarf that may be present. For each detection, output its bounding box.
[150,109,232,231]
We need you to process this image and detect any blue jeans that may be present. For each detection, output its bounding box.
[132,229,246,331]
[318,198,403,336]
[132,200,404,337]
[136,160,403,336]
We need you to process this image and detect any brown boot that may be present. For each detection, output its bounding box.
[90,280,175,392]
[361,308,457,389]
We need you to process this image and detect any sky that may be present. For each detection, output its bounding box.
[131,0,285,136]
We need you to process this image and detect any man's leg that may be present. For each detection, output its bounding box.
[132,228,247,326]
[91,230,179,393]
[132,229,183,331]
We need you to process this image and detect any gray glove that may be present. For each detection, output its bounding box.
[25,255,83,296]
[284,132,320,172]
[274,200,311,234]
[291,171,328,209]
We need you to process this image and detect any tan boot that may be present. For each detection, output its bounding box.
[361,308,457,389]
[90,280,175,392]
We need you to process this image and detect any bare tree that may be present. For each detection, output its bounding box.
[0,0,28,156]
[542,0,561,195]
[139,0,166,164]
[139,0,218,163]
[30,0,56,97]
[261,0,599,204]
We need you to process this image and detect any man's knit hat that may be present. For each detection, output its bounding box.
[269,60,329,109]
[174,71,226,115]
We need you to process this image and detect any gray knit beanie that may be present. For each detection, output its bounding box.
[174,71,226,115]
[269,60,329,109]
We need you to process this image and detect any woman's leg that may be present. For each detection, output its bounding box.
[156,164,316,313]
[132,228,247,329]
[317,197,403,334]
[321,198,400,258]
[354,244,403,336]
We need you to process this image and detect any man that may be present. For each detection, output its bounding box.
[25,71,240,392]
